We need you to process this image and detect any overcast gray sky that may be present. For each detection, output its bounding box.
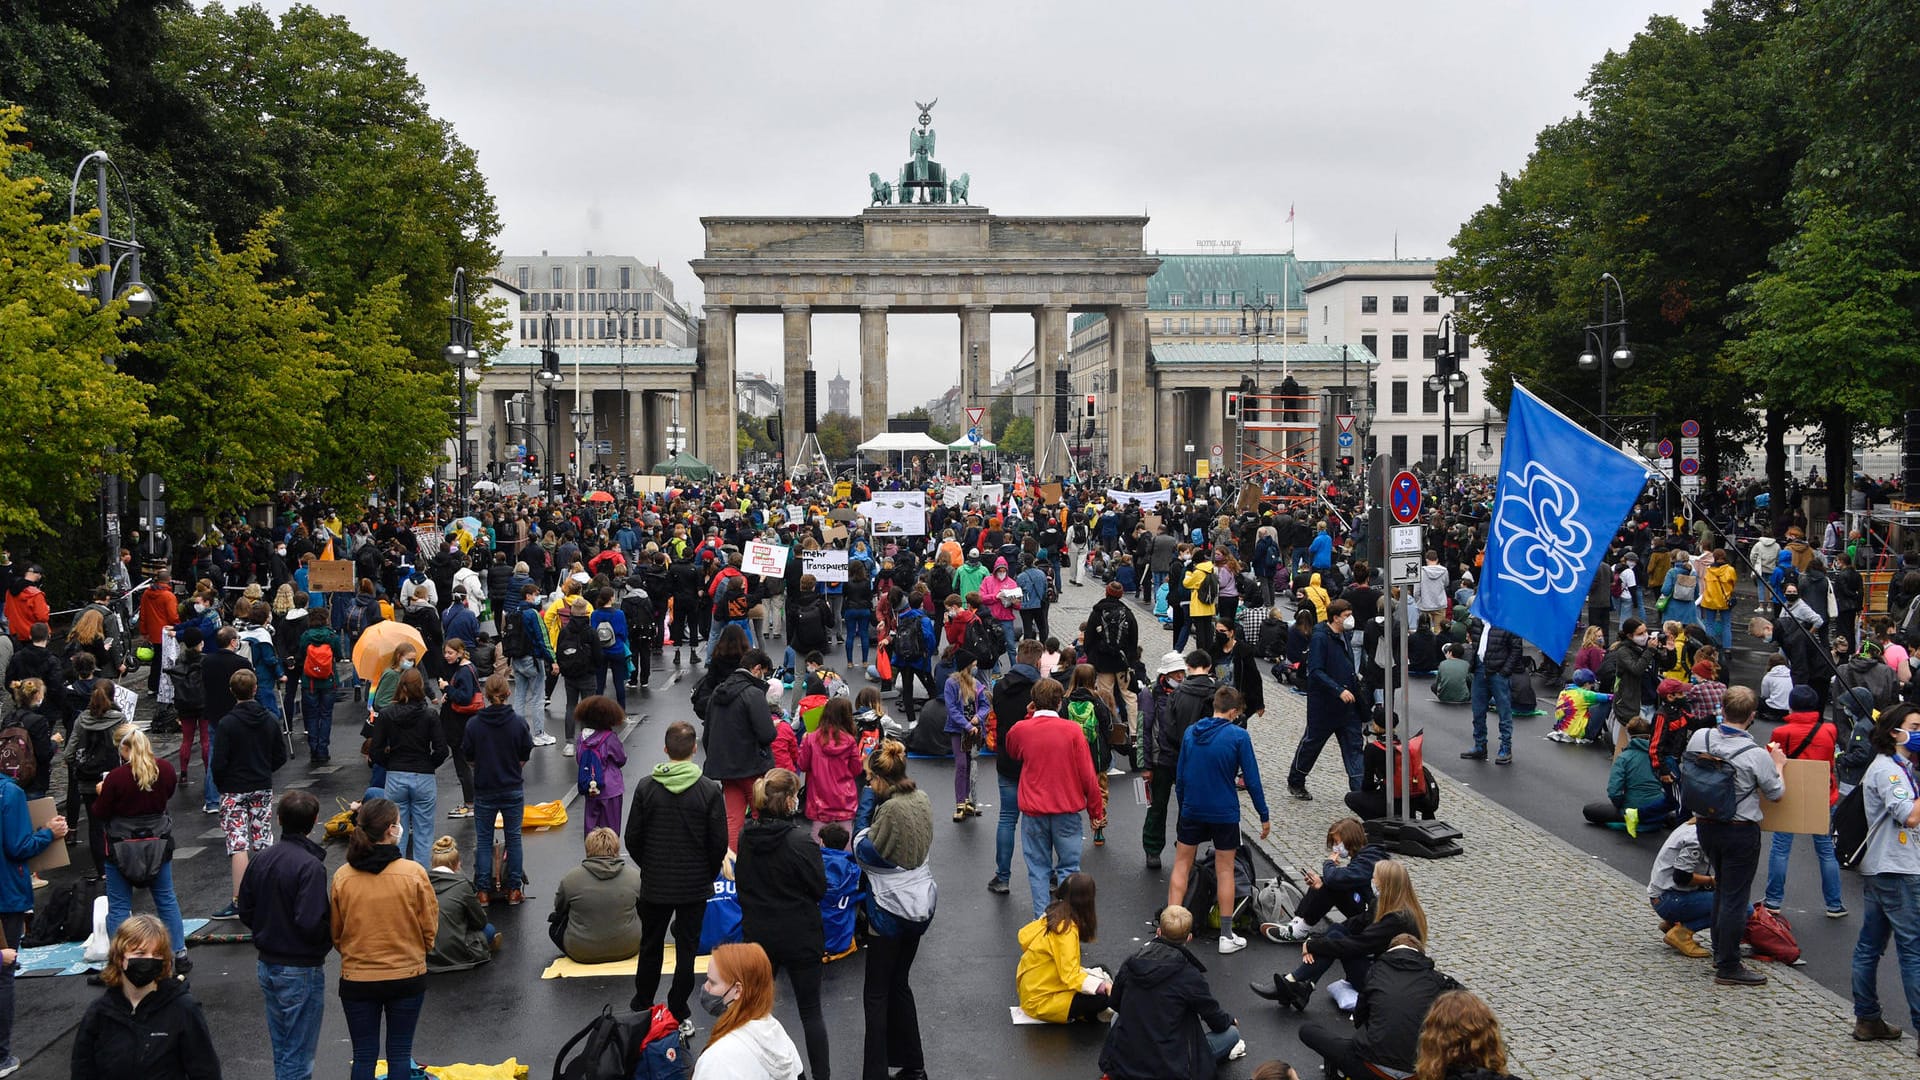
[264,0,1693,411]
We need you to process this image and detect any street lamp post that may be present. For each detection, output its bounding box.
[1425,313,1468,480]
[445,268,480,517]
[571,406,590,489]
[538,313,563,497]
[604,305,639,493]
[1578,272,1635,438]
[69,151,154,578]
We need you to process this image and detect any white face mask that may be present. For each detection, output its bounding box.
[1633,633,1649,646]
[1341,616,1355,632]
[1330,842,1349,861]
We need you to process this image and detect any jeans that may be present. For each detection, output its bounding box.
[1288,697,1364,792]
[1765,829,1844,912]
[1653,888,1716,932]
[951,736,975,805]
[511,655,546,738]
[708,619,755,662]
[1204,1024,1243,1063]
[1854,873,1920,1033]
[304,680,335,759]
[843,610,872,664]
[597,652,629,710]
[1470,667,1514,754]
[855,785,877,836]
[0,913,18,1061]
[1696,820,1761,973]
[862,931,926,1080]
[635,899,706,1020]
[104,861,187,953]
[341,991,425,1080]
[1700,606,1733,652]
[384,770,438,865]
[473,789,524,891]
[999,618,1018,666]
[1142,765,1175,857]
[258,961,327,1080]
[995,772,1020,882]
[202,727,220,810]
[1021,811,1084,919]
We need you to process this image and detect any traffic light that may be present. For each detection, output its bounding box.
[568,450,577,466]
[1084,393,1097,419]
[1339,454,1354,469]
[1224,392,1240,420]
[526,453,537,471]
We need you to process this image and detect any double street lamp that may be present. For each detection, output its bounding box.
[445,268,482,516]
[570,406,591,489]
[604,305,640,494]
[1578,272,1634,436]
[1425,312,1468,479]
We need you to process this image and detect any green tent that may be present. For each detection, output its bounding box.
[651,452,716,479]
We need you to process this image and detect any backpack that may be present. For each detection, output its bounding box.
[820,847,864,959]
[21,879,94,947]
[1678,735,1759,822]
[576,737,604,797]
[553,1004,688,1080]
[892,612,927,664]
[725,583,751,620]
[1252,867,1322,942]
[0,726,35,789]
[501,605,528,660]
[71,727,120,786]
[963,612,1000,660]
[1833,784,1872,869]
[1098,602,1133,657]
[302,641,332,680]
[1743,902,1801,964]
[1196,568,1220,606]
[1183,844,1257,932]
[557,620,593,678]
[1670,573,1698,605]
[595,618,616,647]
[169,655,205,714]
[1067,697,1102,754]
[795,599,829,644]
[1595,647,1621,695]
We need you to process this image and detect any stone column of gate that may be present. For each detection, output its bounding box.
[698,305,737,473]
[860,307,889,455]
[1036,304,1070,475]
[782,305,812,471]
[960,306,991,430]
[1107,306,1152,477]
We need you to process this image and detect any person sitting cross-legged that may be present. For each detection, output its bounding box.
[1097,904,1247,1080]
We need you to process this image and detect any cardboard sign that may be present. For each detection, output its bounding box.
[28,798,68,872]
[826,525,850,543]
[1237,485,1264,513]
[1758,758,1834,836]
[306,559,353,593]
[633,474,668,494]
[1036,482,1063,506]
[829,508,860,522]
[742,541,789,577]
[1143,513,1163,536]
[801,548,849,583]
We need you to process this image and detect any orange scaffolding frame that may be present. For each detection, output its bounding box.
[1236,392,1323,508]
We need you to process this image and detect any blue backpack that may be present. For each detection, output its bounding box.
[820,847,865,958]
[576,738,604,798]
[699,874,743,953]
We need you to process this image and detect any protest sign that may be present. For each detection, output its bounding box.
[860,492,927,536]
[743,541,789,577]
[801,548,849,583]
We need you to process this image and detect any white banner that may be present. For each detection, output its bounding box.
[859,492,927,536]
[742,541,789,577]
[941,483,1005,508]
[413,525,443,557]
[801,548,849,583]
[784,504,804,525]
[1107,488,1171,509]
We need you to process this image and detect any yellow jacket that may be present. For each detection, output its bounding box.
[1304,573,1331,623]
[1015,917,1088,1023]
[1701,564,1738,611]
[1184,561,1218,618]
[542,593,569,647]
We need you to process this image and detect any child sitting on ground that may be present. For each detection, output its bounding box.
[1265,818,1386,944]
[1548,669,1612,743]
[426,835,500,973]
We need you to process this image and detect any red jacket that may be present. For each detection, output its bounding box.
[138,585,179,643]
[1768,710,1839,806]
[4,583,49,643]
[1006,711,1104,819]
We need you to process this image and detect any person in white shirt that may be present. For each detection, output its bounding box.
[1850,704,1920,1044]
[693,941,803,1080]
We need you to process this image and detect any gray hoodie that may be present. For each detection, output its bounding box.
[65,705,126,782]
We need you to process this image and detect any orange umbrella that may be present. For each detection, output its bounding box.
[351,619,427,682]
[587,490,614,504]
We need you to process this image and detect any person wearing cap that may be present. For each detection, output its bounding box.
[3,565,48,646]
[1761,684,1846,917]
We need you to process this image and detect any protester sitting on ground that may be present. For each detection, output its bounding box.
[1015,871,1110,1023]
[1301,933,1459,1080]
[1251,859,1428,1012]
[1097,904,1246,1080]
[1647,817,1714,959]
[1548,669,1612,744]
[1344,708,1441,822]
[1413,990,1519,1080]
[691,942,804,1080]
[1267,817,1385,943]
[1430,644,1470,704]
[1249,1063,1300,1080]
[427,835,498,973]
[1582,718,1679,836]
[550,826,643,964]
[68,915,220,1080]
[1757,652,1792,725]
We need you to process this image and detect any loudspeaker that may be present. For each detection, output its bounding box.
[1906,410,1920,502]
[804,371,818,434]
[1053,369,1070,433]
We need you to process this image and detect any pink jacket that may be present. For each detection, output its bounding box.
[981,560,1021,622]
[796,728,863,821]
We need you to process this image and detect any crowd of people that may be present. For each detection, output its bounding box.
[3,456,1919,1077]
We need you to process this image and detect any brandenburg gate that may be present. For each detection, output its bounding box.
[692,103,1160,475]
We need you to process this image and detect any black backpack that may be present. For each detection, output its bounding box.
[1098,602,1133,656]
[501,605,528,660]
[552,1004,659,1080]
[556,619,593,678]
[22,879,94,947]
[892,612,927,664]
[1679,735,1759,822]
[1196,568,1220,606]
[169,654,205,714]
[795,599,829,644]
[964,612,1000,660]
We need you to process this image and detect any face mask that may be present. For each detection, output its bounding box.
[1330,842,1349,861]
[1633,634,1649,646]
[698,985,734,1017]
[276,547,287,557]
[391,827,403,849]
[122,956,165,988]
[401,659,414,670]
[1903,730,1920,755]
[1341,617,1355,632]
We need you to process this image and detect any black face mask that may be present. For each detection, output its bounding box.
[698,986,733,1017]
[122,956,166,988]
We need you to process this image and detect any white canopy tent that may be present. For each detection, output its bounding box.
[855,431,947,482]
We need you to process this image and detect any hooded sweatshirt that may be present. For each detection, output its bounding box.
[461,701,532,794]
[692,1015,803,1080]
[796,727,863,821]
[1174,716,1269,825]
[330,844,437,991]
[69,977,220,1080]
[552,854,643,963]
[1097,937,1235,1080]
[65,706,127,783]
[211,699,289,793]
[1158,673,1218,767]
[735,815,827,964]
[702,668,776,781]
[427,868,493,973]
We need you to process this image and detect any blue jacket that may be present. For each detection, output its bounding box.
[1306,621,1357,700]
[1321,841,1388,904]
[518,599,555,663]
[0,775,54,913]
[236,833,331,967]
[1016,567,1049,611]
[461,702,532,795]
[1308,532,1334,569]
[442,603,479,649]
[1175,717,1269,825]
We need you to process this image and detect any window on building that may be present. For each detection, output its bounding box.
[1423,295,1440,313]
[564,293,575,311]
[1360,296,1378,314]
[1422,334,1440,360]
[516,266,529,290]
[563,318,573,338]
[1392,295,1409,314]
[643,293,655,312]
[1168,294,1183,307]
[1421,435,1439,468]
[550,266,563,289]
[1180,318,1190,332]
[1391,381,1408,414]
[1161,318,1172,334]
[1361,333,1378,358]
[1202,317,1212,334]
[1391,334,1408,360]
[1422,383,1439,414]
[584,266,598,290]
[1391,434,1408,468]
[1454,385,1470,413]
[584,293,596,312]
[619,266,632,291]
[1322,305,1329,324]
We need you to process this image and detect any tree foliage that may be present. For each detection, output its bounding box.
[0,107,150,541]
[999,415,1035,458]
[305,277,454,505]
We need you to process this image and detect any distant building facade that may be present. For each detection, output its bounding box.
[498,252,697,347]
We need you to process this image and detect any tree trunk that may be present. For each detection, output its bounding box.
[1765,407,1789,536]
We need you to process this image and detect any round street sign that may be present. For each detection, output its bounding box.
[1389,470,1422,524]
[1210,443,1224,458]
[1338,431,1354,448]
[1681,419,1701,438]
[1680,458,1700,475]
[1657,439,1674,458]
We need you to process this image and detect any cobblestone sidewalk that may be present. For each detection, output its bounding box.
[1045,582,1907,1080]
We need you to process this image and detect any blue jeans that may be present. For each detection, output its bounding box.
[474,788,524,891]
[1470,668,1514,754]
[1853,873,1920,1033]
[258,960,326,1080]
[1765,829,1844,912]
[1700,606,1733,652]
[304,680,335,758]
[1204,1024,1243,1062]
[511,655,546,738]
[598,652,629,709]
[104,861,186,954]
[995,772,1020,883]
[843,610,872,664]
[1653,888,1715,932]
[341,991,425,1080]
[1020,811,1084,919]
[384,771,437,866]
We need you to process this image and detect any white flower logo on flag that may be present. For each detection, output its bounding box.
[1492,462,1591,596]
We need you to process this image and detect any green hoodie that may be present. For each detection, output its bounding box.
[653,759,703,794]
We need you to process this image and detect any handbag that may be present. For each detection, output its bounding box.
[105,811,174,888]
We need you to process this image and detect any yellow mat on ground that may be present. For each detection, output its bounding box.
[540,944,708,979]
[376,1060,527,1079]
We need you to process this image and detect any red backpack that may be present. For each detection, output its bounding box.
[1744,902,1801,963]
[303,641,333,680]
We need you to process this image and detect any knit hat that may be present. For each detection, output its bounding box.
[1691,658,1717,679]
[1571,668,1596,686]
[1788,685,1820,713]
[1656,677,1689,699]
[1105,582,1124,598]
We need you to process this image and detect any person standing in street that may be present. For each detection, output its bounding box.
[854,739,936,1080]
[1083,582,1138,710]
[210,669,289,920]
[703,649,778,849]
[238,791,331,1080]
[1167,686,1270,955]
[735,769,831,1080]
[1462,619,1525,766]
[138,568,179,698]
[0,744,64,1076]
[1138,651,1191,872]
[330,798,437,1080]
[1288,600,1363,799]
[627,720,728,1037]
[986,639,1043,895]
[463,674,532,904]
[1849,703,1920,1044]
[1006,678,1106,919]
[508,582,558,747]
[293,596,341,765]
[1686,686,1787,986]
[68,916,221,1080]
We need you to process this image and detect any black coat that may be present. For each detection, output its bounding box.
[625,770,728,905]
[70,979,221,1080]
[211,700,288,793]
[735,815,827,965]
[701,669,775,781]
[1159,674,1217,766]
[1351,947,1459,1071]
[990,663,1039,780]
[369,700,447,775]
[1098,938,1235,1080]
[199,648,252,730]
[236,834,331,967]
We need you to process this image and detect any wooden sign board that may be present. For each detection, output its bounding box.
[1143,513,1163,536]
[1037,482,1063,506]
[28,798,68,872]
[306,559,353,593]
[1238,485,1264,513]
[1758,758,1834,835]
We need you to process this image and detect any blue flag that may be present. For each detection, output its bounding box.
[1471,384,1650,663]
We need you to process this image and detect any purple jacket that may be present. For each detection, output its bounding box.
[944,674,990,736]
[579,727,628,798]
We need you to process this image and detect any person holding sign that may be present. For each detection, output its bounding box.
[0,746,65,1073]
[1681,686,1786,987]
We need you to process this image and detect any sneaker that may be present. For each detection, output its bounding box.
[532,733,557,747]
[1218,931,1247,955]
[1266,917,1312,943]
[210,901,242,920]
[1827,907,1850,919]
[507,888,524,906]
[1286,786,1313,801]
[29,875,46,890]
[1853,1017,1904,1042]
[447,805,473,819]
[0,1054,19,1077]
[1226,1039,1248,1062]
[677,1018,698,1041]
[1494,750,1512,766]
[986,876,1010,895]
[201,804,221,814]
[562,743,575,757]
[1145,853,1162,870]
[173,951,192,977]
[1460,748,1488,761]
[1713,965,1767,987]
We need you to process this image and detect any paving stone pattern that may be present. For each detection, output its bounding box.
[1047,581,1907,1080]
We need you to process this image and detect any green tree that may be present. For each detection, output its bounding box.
[999,415,1034,458]
[739,411,775,454]
[144,212,342,514]
[305,277,453,505]
[0,107,151,541]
